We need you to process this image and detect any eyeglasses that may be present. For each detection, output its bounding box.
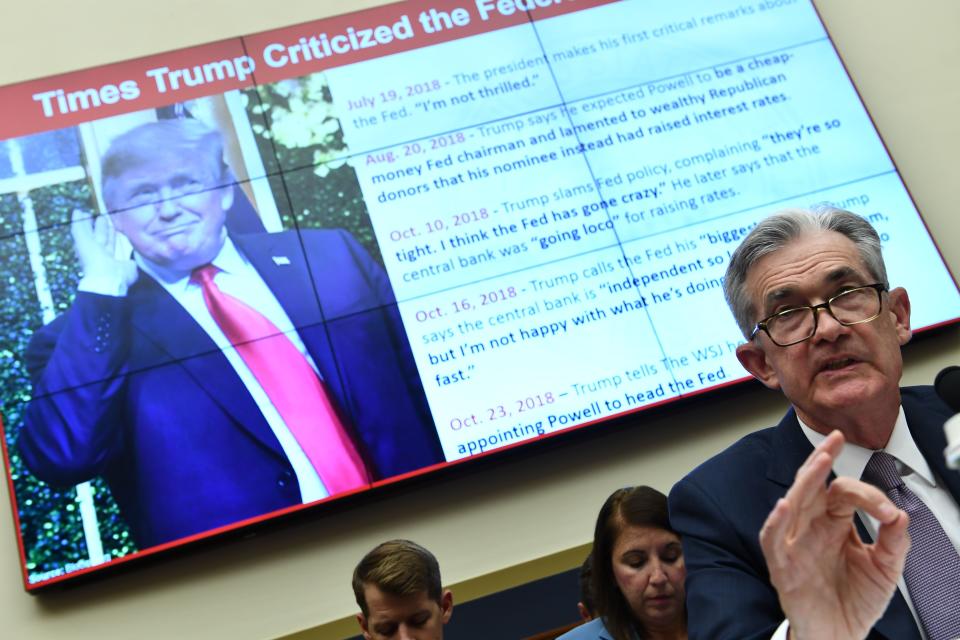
[750,283,886,347]
[120,177,213,210]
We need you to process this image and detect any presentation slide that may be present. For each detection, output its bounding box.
[309,0,960,460]
[1,0,958,589]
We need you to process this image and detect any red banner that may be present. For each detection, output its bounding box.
[0,0,619,140]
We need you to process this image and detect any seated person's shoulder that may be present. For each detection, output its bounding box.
[555,617,610,640]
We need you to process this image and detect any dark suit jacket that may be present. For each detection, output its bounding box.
[18,229,443,548]
[668,386,959,640]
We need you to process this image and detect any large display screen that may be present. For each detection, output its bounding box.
[2,0,958,590]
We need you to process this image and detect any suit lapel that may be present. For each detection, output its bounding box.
[234,233,325,330]
[765,408,813,488]
[235,233,341,388]
[904,388,960,501]
[128,272,286,461]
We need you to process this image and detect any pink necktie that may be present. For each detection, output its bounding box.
[191,265,369,495]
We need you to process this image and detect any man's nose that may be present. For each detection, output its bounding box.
[812,305,847,342]
[155,187,181,218]
[397,626,418,640]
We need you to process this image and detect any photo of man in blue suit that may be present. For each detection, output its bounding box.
[18,119,444,549]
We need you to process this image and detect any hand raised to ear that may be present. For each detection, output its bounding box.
[71,210,138,287]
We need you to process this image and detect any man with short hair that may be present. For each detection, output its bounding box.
[353,539,454,640]
[19,119,443,548]
[669,207,960,640]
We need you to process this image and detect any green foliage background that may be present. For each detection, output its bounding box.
[2,184,135,584]
[245,75,381,265]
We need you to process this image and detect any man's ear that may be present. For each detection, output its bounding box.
[356,613,372,640]
[887,287,912,346]
[440,589,454,624]
[220,183,235,212]
[736,341,780,390]
[110,211,128,236]
[577,602,593,622]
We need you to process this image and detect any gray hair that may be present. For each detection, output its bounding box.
[100,119,229,210]
[724,206,889,338]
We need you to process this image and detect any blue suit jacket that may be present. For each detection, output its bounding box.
[19,229,443,548]
[668,386,959,640]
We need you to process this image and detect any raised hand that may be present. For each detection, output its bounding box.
[71,209,138,287]
[760,430,910,640]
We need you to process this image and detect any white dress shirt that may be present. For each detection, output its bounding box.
[78,237,329,503]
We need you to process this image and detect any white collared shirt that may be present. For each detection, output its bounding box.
[798,408,960,552]
[79,237,328,503]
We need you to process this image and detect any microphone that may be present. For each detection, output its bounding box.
[935,366,960,469]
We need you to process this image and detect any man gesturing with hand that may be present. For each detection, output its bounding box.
[669,207,960,640]
[761,430,910,639]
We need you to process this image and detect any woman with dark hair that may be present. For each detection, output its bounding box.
[558,486,687,640]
